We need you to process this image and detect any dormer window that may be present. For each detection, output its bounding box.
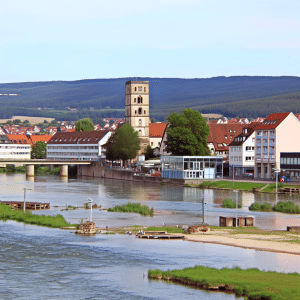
[225,135,227,139]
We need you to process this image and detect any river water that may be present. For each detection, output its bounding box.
[1,174,300,299]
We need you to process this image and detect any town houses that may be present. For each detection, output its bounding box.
[2,80,300,182]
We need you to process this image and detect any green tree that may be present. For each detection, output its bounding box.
[106,123,140,166]
[75,118,94,131]
[143,145,155,160]
[13,119,21,125]
[31,141,47,159]
[166,108,210,156]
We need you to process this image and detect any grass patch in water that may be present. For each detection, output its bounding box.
[107,202,153,217]
[148,266,300,300]
[199,181,266,191]
[249,201,300,214]
[222,198,241,208]
[61,205,77,211]
[0,203,77,229]
[146,226,183,233]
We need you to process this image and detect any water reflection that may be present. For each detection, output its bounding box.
[2,173,300,230]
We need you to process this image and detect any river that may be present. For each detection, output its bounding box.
[1,174,300,299]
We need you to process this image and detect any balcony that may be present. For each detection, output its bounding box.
[256,135,262,140]
[263,141,268,146]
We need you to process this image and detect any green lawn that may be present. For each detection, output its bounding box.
[148,266,300,300]
[199,181,266,191]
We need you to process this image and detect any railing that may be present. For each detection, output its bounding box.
[269,141,275,147]
[256,136,262,139]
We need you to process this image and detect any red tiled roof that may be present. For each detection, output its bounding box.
[149,123,168,138]
[7,134,52,146]
[48,131,110,144]
[254,112,291,130]
[207,124,245,144]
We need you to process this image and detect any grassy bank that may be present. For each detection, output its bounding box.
[249,201,300,214]
[0,203,77,228]
[199,181,266,191]
[148,266,300,300]
[107,202,154,217]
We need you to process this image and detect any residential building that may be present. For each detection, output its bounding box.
[47,131,112,161]
[254,112,300,179]
[161,156,223,179]
[0,135,31,160]
[207,123,245,161]
[149,122,168,150]
[228,123,260,177]
[280,152,300,180]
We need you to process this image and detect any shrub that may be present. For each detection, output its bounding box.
[6,164,16,173]
[272,201,300,214]
[249,202,272,212]
[222,198,241,209]
[15,166,26,172]
[199,181,215,188]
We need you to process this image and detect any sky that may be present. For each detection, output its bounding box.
[0,0,299,83]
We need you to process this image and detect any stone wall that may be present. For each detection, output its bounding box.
[77,162,185,185]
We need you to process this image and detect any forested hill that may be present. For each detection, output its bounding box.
[0,76,300,121]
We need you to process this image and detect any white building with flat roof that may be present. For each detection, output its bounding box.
[47,131,112,161]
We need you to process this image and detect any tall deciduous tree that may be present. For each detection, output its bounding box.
[75,118,94,131]
[166,108,210,156]
[106,123,140,166]
[31,141,47,159]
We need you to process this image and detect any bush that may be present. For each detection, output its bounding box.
[222,198,241,209]
[249,202,272,212]
[6,164,16,173]
[272,201,300,214]
[15,166,26,172]
[108,202,154,217]
[199,181,215,188]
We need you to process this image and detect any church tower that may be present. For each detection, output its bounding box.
[125,81,150,151]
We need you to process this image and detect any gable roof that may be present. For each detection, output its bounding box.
[228,123,260,146]
[47,130,109,145]
[149,123,168,138]
[254,112,291,130]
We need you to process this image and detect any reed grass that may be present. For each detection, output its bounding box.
[222,198,241,208]
[199,181,266,191]
[148,266,300,300]
[0,203,77,228]
[249,201,300,214]
[107,202,153,217]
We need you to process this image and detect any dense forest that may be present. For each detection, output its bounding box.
[0,76,300,121]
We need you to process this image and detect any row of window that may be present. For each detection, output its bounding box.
[245,156,254,161]
[47,152,98,156]
[47,146,98,150]
[256,130,275,136]
[281,157,300,165]
[0,146,30,149]
[245,146,255,151]
[231,156,242,161]
[0,152,30,155]
[134,86,147,92]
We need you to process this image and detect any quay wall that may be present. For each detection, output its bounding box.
[77,162,189,185]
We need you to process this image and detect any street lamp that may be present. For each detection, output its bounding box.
[233,190,239,227]
[87,198,93,222]
[23,188,32,213]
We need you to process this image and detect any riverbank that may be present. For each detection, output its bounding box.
[148,265,300,300]
[107,225,300,256]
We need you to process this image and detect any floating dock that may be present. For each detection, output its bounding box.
[0,201,50,210]
[136,231,184,240]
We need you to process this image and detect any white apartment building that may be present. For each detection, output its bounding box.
[0,135,31,161]
[47,131,112,161]
[228,124,259,177]
[254,112,300,179]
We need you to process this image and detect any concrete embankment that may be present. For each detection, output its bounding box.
[77,162,186,185]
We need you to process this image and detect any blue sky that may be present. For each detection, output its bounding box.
[1,0,299,83]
